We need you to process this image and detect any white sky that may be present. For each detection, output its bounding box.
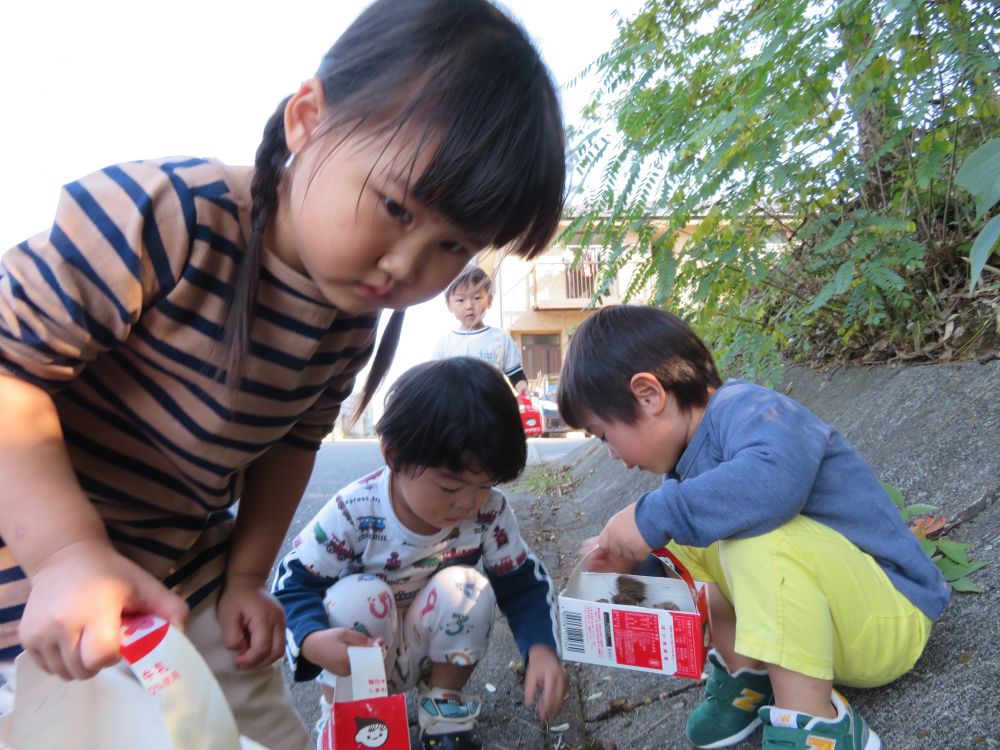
[0,0,643,408]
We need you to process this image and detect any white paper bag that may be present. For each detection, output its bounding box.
[0,615,267,750]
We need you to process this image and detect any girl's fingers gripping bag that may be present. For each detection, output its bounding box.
[0,615,266,750]
[320,647,409,750]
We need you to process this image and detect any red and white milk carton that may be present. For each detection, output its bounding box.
[558,548,708,679]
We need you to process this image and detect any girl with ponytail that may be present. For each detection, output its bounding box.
[0,2,565,748]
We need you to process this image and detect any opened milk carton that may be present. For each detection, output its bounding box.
[0,615,269,750]
[558,547,707,678]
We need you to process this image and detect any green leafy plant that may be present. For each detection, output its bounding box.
[883,482,988,593]
[568,0,1000,378]
[517,465,576,497]
[955,137,1000,292]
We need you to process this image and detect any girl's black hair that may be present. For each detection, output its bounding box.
[376,357,527,483]
[557,306,723,427]
[224,0,565,417]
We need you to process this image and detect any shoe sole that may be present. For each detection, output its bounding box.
[864,727,882,750]
[693,717,762,749]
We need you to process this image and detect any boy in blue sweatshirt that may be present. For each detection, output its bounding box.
[557,305,948,750]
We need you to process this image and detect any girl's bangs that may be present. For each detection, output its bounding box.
[394,68,563,256]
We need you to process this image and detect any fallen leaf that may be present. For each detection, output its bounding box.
[909,514,948,538]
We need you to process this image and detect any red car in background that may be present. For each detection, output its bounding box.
[517,393,544,438]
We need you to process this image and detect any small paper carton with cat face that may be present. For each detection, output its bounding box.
[558,548,707,678]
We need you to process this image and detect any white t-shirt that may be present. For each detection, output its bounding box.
[433,326,523,381]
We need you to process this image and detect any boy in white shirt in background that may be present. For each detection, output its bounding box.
[433,267,528,395]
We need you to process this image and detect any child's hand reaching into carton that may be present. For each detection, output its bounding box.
[593,503,651,563]
[580,538,636,574]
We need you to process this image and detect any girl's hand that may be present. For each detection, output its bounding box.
[523,644,568,722]
[300,627,376,676]
[218,575,286,669]
[20,538,189,680]
[595,503,652,562]
[579,536,637,574]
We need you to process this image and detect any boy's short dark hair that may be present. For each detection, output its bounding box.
[558,305,723,427]
[377,357,526,482]
[445,266,493,300]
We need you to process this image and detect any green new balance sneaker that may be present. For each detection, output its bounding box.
[685,649,774,748]
[760,689,881,749]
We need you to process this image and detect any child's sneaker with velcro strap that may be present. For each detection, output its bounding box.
[417,682,483,750]
[759,689,881,750]
[685,649,774,748]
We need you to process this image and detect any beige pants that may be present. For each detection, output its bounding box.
[183,593,313,750]
[0,594,312,750]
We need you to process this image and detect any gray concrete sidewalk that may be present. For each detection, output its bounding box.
[290,359,1000,749]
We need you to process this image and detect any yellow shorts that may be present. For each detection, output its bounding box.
[668,515,932,686]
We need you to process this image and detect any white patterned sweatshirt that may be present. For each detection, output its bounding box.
[272,466,558,680]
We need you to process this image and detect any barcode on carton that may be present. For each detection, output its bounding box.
[562,611,584,654]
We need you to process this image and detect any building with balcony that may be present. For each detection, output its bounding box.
[482,218,681,384]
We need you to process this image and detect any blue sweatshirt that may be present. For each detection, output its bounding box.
[634,380,950,621]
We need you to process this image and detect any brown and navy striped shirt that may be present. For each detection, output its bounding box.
[0,157,378,658]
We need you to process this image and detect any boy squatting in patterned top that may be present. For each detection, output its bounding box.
[0,2,566,748]
[273,358,566,750]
